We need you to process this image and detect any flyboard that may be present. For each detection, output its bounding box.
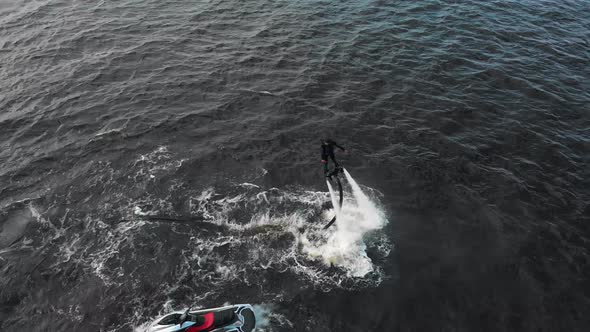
[148,304,256,332]
[323,166,344,229]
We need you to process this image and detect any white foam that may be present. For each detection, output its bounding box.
[132,146,186,182]
[60,149,392,325]
[70,155,391,330]
[181,173,390,280]
[252,303,293,331]
[239,182,260,189]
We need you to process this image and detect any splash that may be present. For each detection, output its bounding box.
[174,170,390,280]
[62,147,391,318]
[132,299,177,332]
[17,148,391,332]
[252,303,293,331]
[252,304,272,330]
[343,168,384,231]
[301,169,388,277]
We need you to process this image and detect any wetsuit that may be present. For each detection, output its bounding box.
[321,139,345,176]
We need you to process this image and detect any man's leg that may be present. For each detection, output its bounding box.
[330,153,339,168]
[321,155,329,176]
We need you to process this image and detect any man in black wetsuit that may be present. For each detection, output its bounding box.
[320,138,346,177]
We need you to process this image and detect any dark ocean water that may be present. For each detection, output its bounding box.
[1,0,590,331]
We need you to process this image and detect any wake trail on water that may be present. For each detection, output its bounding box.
[49,147,390,292]
[41,147,392,329]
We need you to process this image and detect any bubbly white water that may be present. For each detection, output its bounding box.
[58,149,392,330]
[130,161,391,280]
[251,303,293,331]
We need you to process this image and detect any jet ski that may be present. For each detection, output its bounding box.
[148,304,256,332]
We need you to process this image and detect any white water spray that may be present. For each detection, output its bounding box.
[343,169,383,230]
[326,180,340,219]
